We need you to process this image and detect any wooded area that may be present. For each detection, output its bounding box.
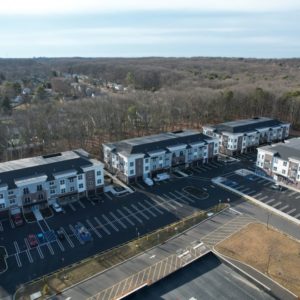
[0,57,300,161]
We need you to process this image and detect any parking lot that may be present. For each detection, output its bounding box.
[221,171,300,220]
[0,158,251,296]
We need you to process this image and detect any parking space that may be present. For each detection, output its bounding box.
[221,172,300,220]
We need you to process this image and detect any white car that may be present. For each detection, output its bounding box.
[271,184,282,191]
[52,202,63,213]
[143,177,154,186]
[153,173,170,182]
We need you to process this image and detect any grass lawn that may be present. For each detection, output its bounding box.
[216,223,300,297]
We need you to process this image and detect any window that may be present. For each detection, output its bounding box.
[159,156,163,160]
[78,175,83,180]
[70,187,75,192]
[8,191,14,195]
[79,183,84,189]
[179,151,184,156]
[97,179,102,184]
[130,170,134,175]
[283,161,288,167]
[50,189,55,194]
[282,170,286,175]
[69,178,74,183]
[96,170,101,176]
[61,188,66,194]
[9,199,15,204]
[0,204,5,209]
[145,158,149,163]
[24,197,31,204]
[60,180,65,185]
[23,187,29,194]
[130,162,134,167]
[38,194,44,200]
[37,184,42,191]
[49,181,54,186]
[273,166,277,171]
[145,166,149,171]
[0,194,3,199]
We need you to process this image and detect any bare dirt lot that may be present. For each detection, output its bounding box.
[216,223,300,297]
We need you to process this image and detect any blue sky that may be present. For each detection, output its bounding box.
[0,0,299,58]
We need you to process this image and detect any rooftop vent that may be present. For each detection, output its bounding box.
[252,117,260,120]
[42,153,62,159]
[172,130,183,134]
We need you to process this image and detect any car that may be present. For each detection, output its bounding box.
[52,202,63,213]
[12,213,23,226]
[143,177,154,186]
[271,184,282,190]
[74,222,93,243]
[56,229,65,241]
[36,233,46,244]
[28,234,38,247]
[153,173,170,182]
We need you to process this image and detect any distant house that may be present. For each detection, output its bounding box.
[22,88,31,95]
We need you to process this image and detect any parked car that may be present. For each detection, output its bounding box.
[143,177,154,186]
[153,173,170,182]
[56,229,65,241]
[52,202,63,213]
[28,234,38,247]
[74,222,92,243]
[271,184,282,191]
[12,213,23,226]
[37,233,46,244]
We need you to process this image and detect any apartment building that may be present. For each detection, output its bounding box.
[203,117,290,156]
[256,138,300,184]
[0,149,104,216]
[102,130,219,183]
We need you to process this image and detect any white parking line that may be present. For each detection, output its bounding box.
[0,221,3,232]
[247,190,257,196]
[143,200,164,215]
[156,195,176,210]
[239,187,251,193]
[56,238,65,252]
[138,202,157,217]
[69,224,84,244]
[24,238,34,263]
[296,195,300,199]
[168,192,189,205]
[123,206,143,224]
[279,205,289,211]
[258,195,268,201]
[69,203,76,212]
[94,217,111,235]
[9,218,15,229]
[14,253,22,267]
[257,179,266,184]
[136,182,145,190]
[163,194,184,208]
[47,242,55,255]
[272,202,282,208]
[286,208,296,215]
[263,181,271,186]
[173,191,195,204]
[131,204,150,220]
[110,212,127,229]
[104,193,113,200]
[236,185,245,190]
[60,227,74,248]
[78,200,86,208]
[86,219,103,238]
[253,192,262,198]
[102,214,119,232]
[37,245,44,259]
[117,209,135,226]
[294,213,300,219]
[288,191,298,197]
[265,199,275,205]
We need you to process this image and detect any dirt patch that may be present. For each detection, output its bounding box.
[216,223,300,297]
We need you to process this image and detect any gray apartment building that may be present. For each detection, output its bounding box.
[102,130,219,183]
[0,149,104,217]
[203,117,290,156]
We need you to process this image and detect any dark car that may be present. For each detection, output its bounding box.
[12,213,23,226]
[28,234,38,247]
[56,229,65,241]
[74,222,92,243]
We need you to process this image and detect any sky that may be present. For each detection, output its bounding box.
[0,0,299,58]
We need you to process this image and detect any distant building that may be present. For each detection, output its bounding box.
[0,149,104,216]
[256,138,300,184]
[103,130,219,183]
[203,117,290,156]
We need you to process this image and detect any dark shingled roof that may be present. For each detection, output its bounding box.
[0,156,93,189]
[261,138,300,161]
[104,130,213,156]
[209,117,287,134]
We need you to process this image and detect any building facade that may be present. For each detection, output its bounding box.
[0,149,104,216]
[103,130,219,183]
[256,138,300,185]
[203,117,290,156]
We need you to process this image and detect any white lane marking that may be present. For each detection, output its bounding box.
[94,217,111,235]
[131,204,150,220]
[104,193,113,200]
[279,205,289,211]
[123,207,143,224]
[137,202,157,217]
[24,238,34,263]
[86,219,103,238]
[102,214,119,232]
[69,224,84,244]
[47,242,55,255]
[78,200,86,208]
[69,203,76,212]
[265,199,275,205]
[37,245,44,259]
[272,202,282,208]
[258,195,268,201]
[117,209,135,226]
[110,212,127,229]
[286,208,296,215]
[60,227,74,248]
[143,200,164,215]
